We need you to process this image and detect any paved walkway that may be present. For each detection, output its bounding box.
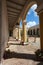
[3,37,43,65]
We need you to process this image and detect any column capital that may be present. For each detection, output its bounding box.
[15,25,19,28]
[15,22,20,28]
[36,4,43,15]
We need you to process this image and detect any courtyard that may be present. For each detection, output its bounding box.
[2,37,43,65]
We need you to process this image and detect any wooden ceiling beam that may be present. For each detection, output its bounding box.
[8,18,16,21]
[7,5,22,11]
[8,10,20,14]
[8,11,18,15]
[8,16,16,18]
[8,14,17,17]
[8,16,17,18]
[7,7,20,13]
[8,12,18,16]
[7,1,23,9]
[7,0,24,6]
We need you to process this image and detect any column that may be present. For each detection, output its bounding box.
[0,0,9,63]
[13,27,16,39]
[22,20,27,44]
[13,27,18,40]
[18,26,21,40]
[36,4,43,51]
[39,12,43,50]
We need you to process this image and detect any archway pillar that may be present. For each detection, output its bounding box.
[13,26,18,40]
[22,19,27,44]
[13,27,16,39]
[13,24,21,40]
[18,25,21,40]
[0,0,9,64]
[36,4,43,51]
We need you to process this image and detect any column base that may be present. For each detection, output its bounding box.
[21,41,28,45]
[19,39,21,41]
[23,42,28,45]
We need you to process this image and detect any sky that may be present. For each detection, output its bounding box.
[20,4,39,28]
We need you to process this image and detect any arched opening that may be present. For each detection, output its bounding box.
[18,3,40,50]
[25,3,40,50]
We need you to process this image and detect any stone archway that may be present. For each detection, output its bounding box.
[22,1,37,19]
[21,1,43,52]
[20,1,38,44]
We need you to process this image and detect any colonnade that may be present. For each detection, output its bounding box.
[0,0,43,64]
[13,19,27,44]
[28,28,40,37]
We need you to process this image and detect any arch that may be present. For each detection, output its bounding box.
[22,1,38,19]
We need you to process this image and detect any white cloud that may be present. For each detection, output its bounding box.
[31,4,37,16]
[27,4,38,16]
[31,4,37,11]
[27,11,30,15]
[26,21,36,28]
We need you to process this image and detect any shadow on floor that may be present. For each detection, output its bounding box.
[9,43,22,45]
[8,43,28,46]
[37,62,43,65]
[3,50,43,62]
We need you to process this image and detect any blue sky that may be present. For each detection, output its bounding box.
[20,4,39,28]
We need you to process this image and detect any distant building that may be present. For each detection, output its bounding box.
[27,24,40,37]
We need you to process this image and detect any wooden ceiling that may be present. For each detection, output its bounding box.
[6,0,27,30]
[6,0,42,31]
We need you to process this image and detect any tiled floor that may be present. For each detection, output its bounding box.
[3,37,43,65]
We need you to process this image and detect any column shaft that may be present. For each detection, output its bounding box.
[18,27,21,40]
[39,12,43,50]
[13,27,18,39]
[22,20,27,43]
[0,0,9,63]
